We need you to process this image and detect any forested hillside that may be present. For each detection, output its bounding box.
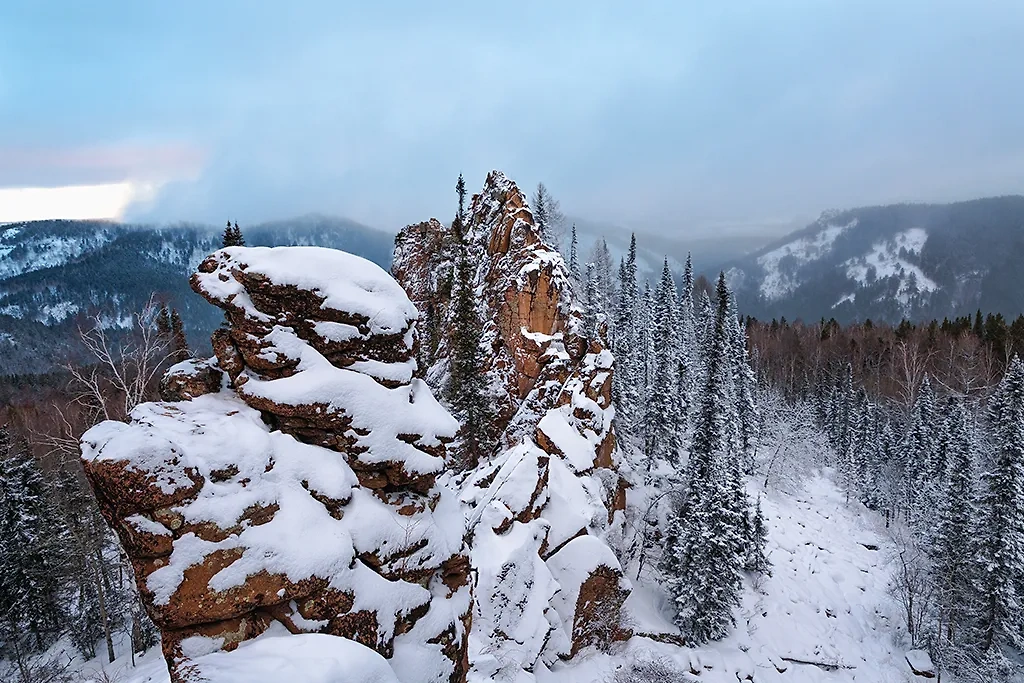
[726,196,1024,324]
[0,215,393,374]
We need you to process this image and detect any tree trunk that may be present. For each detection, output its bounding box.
[92,550,116,663]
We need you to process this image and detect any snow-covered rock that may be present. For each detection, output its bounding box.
[394,172,630,680]
[82,247,471,683]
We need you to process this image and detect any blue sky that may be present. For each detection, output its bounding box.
[2,1,1024,236]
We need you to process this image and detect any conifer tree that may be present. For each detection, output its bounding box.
[677,253,698,414]
[661,272,745,644]
[222,220,245,247]
[744,494,771,574]
[456,173,467,228]
[583,262,600,341]
[170,308,189,360]
[445,246,493,470]
[645,259,681,467]
[930,398,978,647]
[0,432,62,650]
[975,356,1024,654]
[612,237,639,439]
[905,376,937,524]
[568,225,580,285]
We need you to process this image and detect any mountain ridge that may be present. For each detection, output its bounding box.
[724,195,1024,323]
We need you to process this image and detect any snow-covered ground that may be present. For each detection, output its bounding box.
[59,472,925,683]
[535,474,920,683]
[844,228,937,305]
[757,220,857,301]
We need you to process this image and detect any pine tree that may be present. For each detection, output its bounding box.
[975,356,1024,654]
[0,433,62,650]
[170,308,189,360]
[456,173,467,229]
[445,247,493,470]
[612,237,639,439]
[905,375,937,525]
[568,225,580,285]
[644,259,681,468]
[221,220,245,247]
[583,262,601,341]
[661,272,745,644]
[744,494,771,573]
[930,398,978,647]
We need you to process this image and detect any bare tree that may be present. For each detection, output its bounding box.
[887,527,935,648]
[68,296,176,424]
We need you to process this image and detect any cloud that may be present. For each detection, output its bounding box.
[0,142,205,188]
[0,182,160,222]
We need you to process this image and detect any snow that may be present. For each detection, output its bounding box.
[180,627,401,683]
[235,325,456,475]
[546,535,631,643]
[905,649,935,676]
[756,220,857,300]
[81,390,465,653]
[537,474,915,683]
[194,246,418,335]
[845,228,937,304]
[2,226,21,239]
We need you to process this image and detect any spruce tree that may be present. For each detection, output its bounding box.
[0,433,62,650]
[170,308,189,360]
[456,173,467,228]
[744,494,771,574]
[445,247,493,470]
[583,262,600,341]
[661,272,745,644]
[930,398,978,647]
[645,259,681,468]
[568,225,580,286]
[905,376,937,525]
[677,253,698,416]
[221,220,245,247]
[975,356,1024,654]
[612,237,639,439]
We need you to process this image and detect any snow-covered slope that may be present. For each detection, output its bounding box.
[726,195,1024,323]
[538,474,918,682]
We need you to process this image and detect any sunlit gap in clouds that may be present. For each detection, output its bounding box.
[0,181,160,222]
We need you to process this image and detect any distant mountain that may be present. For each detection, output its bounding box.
[565,217,779,284]
[0,215,394,374]
[725,196,1024,323]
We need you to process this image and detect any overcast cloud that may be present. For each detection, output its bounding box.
[2,1,1023,237]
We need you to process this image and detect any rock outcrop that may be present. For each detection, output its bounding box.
[393,172,631,678]
[81,247,471,683]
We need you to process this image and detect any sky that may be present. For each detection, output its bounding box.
[2,1,1024,239]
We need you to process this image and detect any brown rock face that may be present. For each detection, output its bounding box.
[82,247,471,682]
[393,171,630,672]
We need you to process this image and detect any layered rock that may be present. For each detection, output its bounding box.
[81,247,471,682]
[393,172,631,678]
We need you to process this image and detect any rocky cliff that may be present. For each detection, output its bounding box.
[81,247,471,682]
[393,171,631,679]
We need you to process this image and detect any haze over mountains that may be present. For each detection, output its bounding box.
[2,191,1024,375]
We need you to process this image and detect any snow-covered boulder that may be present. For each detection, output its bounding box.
[82,247,471,683]
[905,649,936,678]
